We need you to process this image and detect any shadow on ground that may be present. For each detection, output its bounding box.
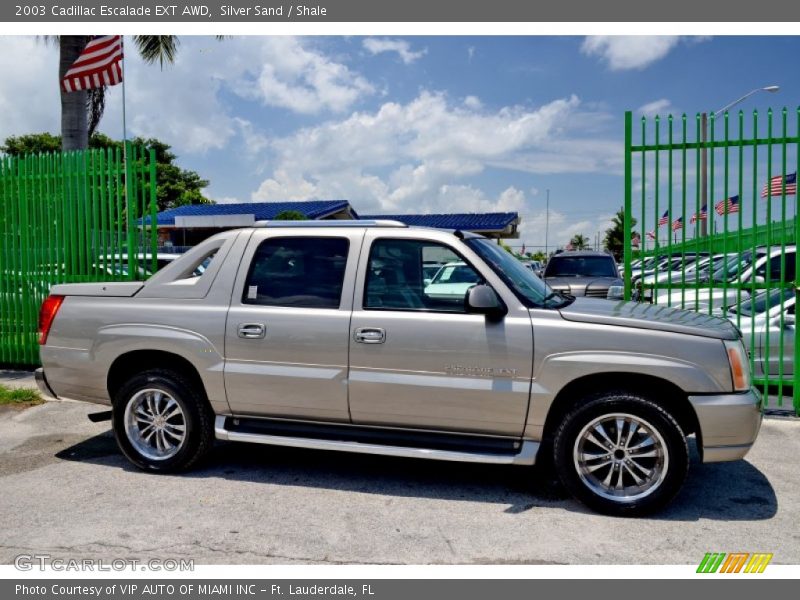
[55,429,777,522]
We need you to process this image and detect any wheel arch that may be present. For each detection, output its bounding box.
[541,372,699,445]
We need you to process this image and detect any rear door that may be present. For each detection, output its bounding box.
[224,229,362,421]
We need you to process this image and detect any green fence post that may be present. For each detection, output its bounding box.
[624,111,633,300]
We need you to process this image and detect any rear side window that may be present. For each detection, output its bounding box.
[243,237,349,308]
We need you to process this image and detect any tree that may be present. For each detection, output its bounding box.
[1,132,213,212]
[274,210,307,220]
[603,207,638,262]
[569,233,590,250]
[54,36,219,150]
[530,251,547,263]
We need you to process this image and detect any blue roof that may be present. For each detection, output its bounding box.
[360,212,519,232]
[148,200,353,226]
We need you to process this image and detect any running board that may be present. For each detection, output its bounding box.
[214,416,537,465]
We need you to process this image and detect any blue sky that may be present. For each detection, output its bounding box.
[1,35,798,250]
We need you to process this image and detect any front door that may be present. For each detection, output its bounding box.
[347,233,533,437]
[224,231,360,421]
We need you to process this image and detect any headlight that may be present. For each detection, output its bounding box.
[723,340,751,392]
[606,285,624,300]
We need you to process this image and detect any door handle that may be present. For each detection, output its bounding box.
[237,323,266,339]
[354,327,386,344]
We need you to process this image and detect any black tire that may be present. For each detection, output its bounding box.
[112,369,214,473]
[553,391,688,517]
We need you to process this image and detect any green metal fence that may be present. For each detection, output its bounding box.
[624,108,800,414]
[0,143,157,365]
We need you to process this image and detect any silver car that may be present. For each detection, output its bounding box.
[35,221,761,516]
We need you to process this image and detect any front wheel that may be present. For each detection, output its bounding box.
[112,369,214,472]
[553,392,689,516]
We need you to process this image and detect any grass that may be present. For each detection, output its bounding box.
[0,384,43,407]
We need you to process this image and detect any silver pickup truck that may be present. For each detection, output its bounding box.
[36,220,762,516]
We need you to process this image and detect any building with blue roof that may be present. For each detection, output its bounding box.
[151,201,519,247]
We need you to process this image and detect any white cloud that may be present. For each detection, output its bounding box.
[0,37,59,142]
[363,38,426,65]
[249,91,618,220]
[581,36,709,71]
[637,98,674,117]
[463,95,482,110]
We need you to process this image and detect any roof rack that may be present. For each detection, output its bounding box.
[253,219,408,228]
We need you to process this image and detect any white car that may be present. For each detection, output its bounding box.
[654,246,792,312]
[424,261,482,300]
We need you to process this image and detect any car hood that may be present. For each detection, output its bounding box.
[545,276,621,296]
[557,297,740,340]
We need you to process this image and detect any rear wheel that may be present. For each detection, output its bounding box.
[112,369,214,472]
[553,392,688,516]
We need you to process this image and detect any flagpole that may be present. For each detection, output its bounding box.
[120,35,135,279]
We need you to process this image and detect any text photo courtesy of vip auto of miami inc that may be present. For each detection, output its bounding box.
[0,22,798,585]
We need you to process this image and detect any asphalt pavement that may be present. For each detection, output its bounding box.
[0,394,798,565]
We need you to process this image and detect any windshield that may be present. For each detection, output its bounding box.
[733,288,794,316]
[544,255,618,278]
[711,252,755,283]
[465,238,560,307]
[431,263,482,285]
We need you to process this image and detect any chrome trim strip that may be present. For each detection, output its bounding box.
[214,416,537,465]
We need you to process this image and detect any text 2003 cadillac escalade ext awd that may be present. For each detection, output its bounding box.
[35,220,762,516]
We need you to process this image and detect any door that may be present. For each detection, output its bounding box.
[347,234,533,437]
[224,231,360,421]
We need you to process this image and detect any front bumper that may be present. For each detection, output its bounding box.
[689,388,762,463]
[34,368,57,399]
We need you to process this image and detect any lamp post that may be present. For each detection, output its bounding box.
[701,86,780,236]
[545,188,550,258]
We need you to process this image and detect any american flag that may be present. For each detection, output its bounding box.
[761,172,797,198]
[715,195,739,215]
[672,217,683,232]
[61,35,124,93]
[690,204,708,224]
[631,233,641,247]
[657,210,669,227]
[646,230,656,240]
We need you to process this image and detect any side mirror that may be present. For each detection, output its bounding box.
[423,278,432,287]
[753,275,766,284]
[465,284,507,320]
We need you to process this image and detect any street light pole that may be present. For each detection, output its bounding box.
[701,86,779,237]
[545,188,550,258]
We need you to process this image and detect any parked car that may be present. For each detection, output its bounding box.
[36,220,761,516]
[720,288,795,378]
[543,250,624,299]
[655,247,790,312]
[424,261,482,300]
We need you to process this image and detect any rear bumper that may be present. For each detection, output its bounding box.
[689,389,762,463]
[34,368,57,399]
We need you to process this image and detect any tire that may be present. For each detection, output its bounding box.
[553,391,689,517]
[112,369,214,473]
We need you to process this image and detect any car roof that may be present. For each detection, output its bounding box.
[552,250,613,258]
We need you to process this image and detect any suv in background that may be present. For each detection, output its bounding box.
[543,250,624,300]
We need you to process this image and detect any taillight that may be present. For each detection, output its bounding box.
[38,295,64,345]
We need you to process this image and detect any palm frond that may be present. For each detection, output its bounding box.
[133,35,179,68]
[87,87,106,137]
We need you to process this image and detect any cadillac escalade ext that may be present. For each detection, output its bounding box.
[35,220,762,516]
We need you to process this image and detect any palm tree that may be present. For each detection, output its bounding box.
[57,36,180,150]
[569,233,590,250]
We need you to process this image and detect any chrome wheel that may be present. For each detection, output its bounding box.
[573,412,669,503]
[123,388,187,461]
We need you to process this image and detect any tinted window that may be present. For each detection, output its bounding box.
[365,239,481,312]
[544,256,617,278]
[243,237,349,308]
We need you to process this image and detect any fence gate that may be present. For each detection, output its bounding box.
[0,143,157,365]
[623,108,800,414]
